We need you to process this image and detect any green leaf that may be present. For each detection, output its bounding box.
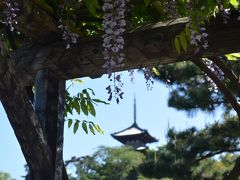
[87,101,96,116]
[89,124,95,135]
[82,89,91,99]
[179,33,188,52]
[72,78,83,84]
[152,1,163,14]
[85,0,100,17]
[228,53,240,57]
[93,123,104,134]
[152,67,160,76]
[92,99,109,105]
[225,54,238,60]
[144,0,151,7]
[175,37,181,54]
[82,121,88,134]
[65,103,73,115]
[73,121,79,134]
[82,89,88,94]
[65,91,71,102]
[73,98,81,114]
[87,88,95,95]
[81,99,88,116]
[185,27,191,41]
[225,53,240,60]
[229,0,239,7]
[68,119,73,128]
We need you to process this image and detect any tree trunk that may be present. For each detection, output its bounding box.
[0,61,53,179]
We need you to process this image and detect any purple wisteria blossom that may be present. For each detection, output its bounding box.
[102,0,126,74]
[142,68,154,90]
[2,0,19,31]
[187,22,208,53]
[102,0,127,103]
[185,1,209,53]
[58,20,79,49]
[204,58,224,92]
[128,69,135,83]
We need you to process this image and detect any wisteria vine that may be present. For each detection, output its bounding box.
[2,0,19,31]
[204,58,225,92]
[102,0,127,103]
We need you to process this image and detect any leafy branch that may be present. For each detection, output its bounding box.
[67,119,104,135]
[65,85,109,135]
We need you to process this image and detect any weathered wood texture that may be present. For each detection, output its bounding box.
[0,58,53,179]
[55,79,66,180]
[11,11,240,87]
[34,70,48,130]
[34,70,68,180]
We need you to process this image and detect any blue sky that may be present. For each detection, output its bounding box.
[0,70,223,179]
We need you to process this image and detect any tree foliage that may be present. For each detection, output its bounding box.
[166,115,240,160]
[66,145,238,180]
[68,146,145,180]
[0,171,15,180]
[152,60,240,114]
[65,80,108,134]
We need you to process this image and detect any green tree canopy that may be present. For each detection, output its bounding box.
[151,60,240,114]
[68,146,145,180]
[66,145,238,180]
[0,171,15,180]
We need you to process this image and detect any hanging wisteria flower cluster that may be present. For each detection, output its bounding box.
[58,20,79,49]
[142,68,155,90]
[2,0,19,31]
[204,58,224,92]
[102,0,127,103]
[188,24,208,53]
[102,0,126,73]
[106,74,124,103]
[128,69,135,83]
[185,1,209,54]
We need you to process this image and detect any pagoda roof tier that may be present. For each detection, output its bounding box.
[111,122,158,145]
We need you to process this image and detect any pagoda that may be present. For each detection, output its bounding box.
[111,96,158,150]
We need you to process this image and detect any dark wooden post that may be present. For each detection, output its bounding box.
[55,79,66,180]
[34,70,67,180]
[34,70,48,130]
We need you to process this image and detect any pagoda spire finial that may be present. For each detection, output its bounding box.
[134,94,137,124]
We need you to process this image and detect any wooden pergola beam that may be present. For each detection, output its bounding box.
[11,11,240,86]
